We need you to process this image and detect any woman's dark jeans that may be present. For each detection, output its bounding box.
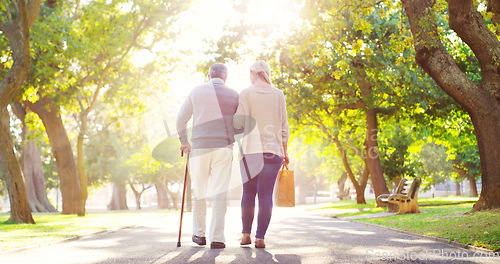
[240,153,283,239]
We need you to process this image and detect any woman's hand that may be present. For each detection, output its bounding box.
[283,153,290,165]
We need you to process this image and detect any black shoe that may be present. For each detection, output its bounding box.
[192,235,206,246]
[210,242,225,249]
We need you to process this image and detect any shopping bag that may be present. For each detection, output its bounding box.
[275,164,295,207]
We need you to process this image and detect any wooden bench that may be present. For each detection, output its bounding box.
[376,177,421,214]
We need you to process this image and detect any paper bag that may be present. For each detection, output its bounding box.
[275,164,295,207]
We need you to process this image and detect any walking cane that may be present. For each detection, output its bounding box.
[177,150,189,247]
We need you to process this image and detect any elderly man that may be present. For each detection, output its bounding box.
[176,63,239,249]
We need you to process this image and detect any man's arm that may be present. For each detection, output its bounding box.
[176,95,193,153]
[233,93,246,130]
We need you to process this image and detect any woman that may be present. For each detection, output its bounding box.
[233,60,290,248]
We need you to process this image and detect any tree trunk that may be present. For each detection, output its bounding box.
[0,108,34,223]
[25,97,80,214]
[166,185,179,210]
[107,183,128,210]
[22,140,58,212]
[0,0,41,224]
[77,134,88,216]
[356,165,369,204]
[32,161,57,212]
[155,182,170,209]
[337,172,350,200]
[470,117,500,211]
[467,175,479,197]
[169,192,178,210]
[455,181,461,196]
[365,108,390,205]
[330,135,367,204]
[12,103,57,213]
[129,183,142,210]
[298,175,314,204]
[21,140,43,212]
[401,0,500,211]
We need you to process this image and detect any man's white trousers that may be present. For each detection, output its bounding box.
[190,147,232,243]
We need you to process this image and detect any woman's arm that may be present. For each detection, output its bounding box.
[283,144,289,165]
[281,92,290,164]
[233,93,246,129]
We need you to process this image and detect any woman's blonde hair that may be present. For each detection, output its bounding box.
[250,60,272,85]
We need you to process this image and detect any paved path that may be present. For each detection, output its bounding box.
[1,206,499,264]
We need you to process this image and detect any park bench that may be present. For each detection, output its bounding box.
[376,177,421,214]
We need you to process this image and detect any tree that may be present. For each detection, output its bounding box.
[126,148,160,210]
[419,142,453,189]
[22,2,82,215]
[21,0,189,215]
[275,0,437,204]
[289,135,337,204]
[69,0,188,216]
[11,103,56,212]
[0,0,41,223]
[431,108,481,197]
[152,136,185,210]
[379,121,416,191]
[400,0,500,211]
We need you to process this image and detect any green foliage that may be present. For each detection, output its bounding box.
[198,0,473,190]
[41,153,58,190]
[84,128,119,188]
[417,142,453,188]
[0,1,17,24]
[435,109,480,180]
[271,0,441,185]
[289,134,335,190]
[126,142,182,188]
[0,28,10,79]
[406,103,480,185]
[379,121,416,181]
[13,0,191,194]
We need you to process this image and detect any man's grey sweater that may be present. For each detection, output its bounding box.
[176,78,239,149]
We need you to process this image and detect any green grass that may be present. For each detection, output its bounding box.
[418,196,479,206]
[307,199,378,210]
[359,206,500,252]
[311,196,500,252]
[310,196,479,217]
[0,210,174,252]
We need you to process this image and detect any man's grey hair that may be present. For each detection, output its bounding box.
[209,63,228,79]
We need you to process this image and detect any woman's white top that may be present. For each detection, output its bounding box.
[233,84,289,158]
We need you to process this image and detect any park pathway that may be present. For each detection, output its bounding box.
[1,206,499,264]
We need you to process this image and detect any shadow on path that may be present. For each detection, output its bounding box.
[1,207,498,264]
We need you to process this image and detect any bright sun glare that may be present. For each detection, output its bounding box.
[133,0,300,92]
[138,0,301,148]
[174,0,300,91]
